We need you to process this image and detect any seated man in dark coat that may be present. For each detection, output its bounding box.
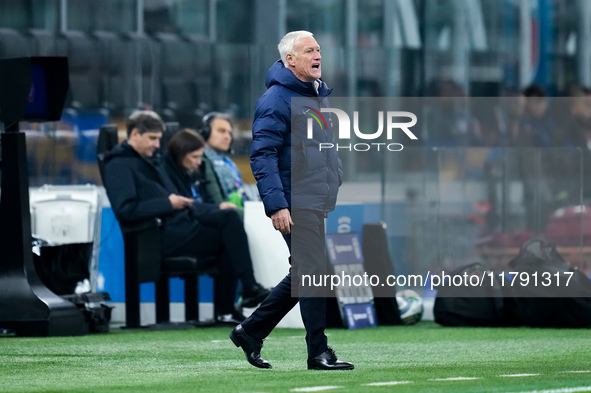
[102,110,269,324]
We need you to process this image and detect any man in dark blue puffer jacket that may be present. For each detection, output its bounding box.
[230,31,353,371]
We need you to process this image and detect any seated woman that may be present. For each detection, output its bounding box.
[163,128,261,324]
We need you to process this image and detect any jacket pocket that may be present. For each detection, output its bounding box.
[291,140,307,182]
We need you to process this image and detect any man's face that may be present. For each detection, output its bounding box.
[208,118,233,152]
[129,129,162,158]
[286,36,321,83]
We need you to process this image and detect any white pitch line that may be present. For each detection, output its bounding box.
[363,381,413,386]
[562,371,591,374]
[429,377,481,381]
[510,386,591,393]
[500,374,540,377]
[291,386,342,392]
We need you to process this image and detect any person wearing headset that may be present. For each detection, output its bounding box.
[197,112,248,219]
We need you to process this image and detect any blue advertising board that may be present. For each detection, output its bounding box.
[344,303,377,329]
[326,232,363,265]
[325,231,376,330]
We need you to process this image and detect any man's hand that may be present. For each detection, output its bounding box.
[169,194,194,210]
[271,208,293,234]
[219,202,237,210]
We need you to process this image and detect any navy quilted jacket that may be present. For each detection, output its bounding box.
[250,60,342,217]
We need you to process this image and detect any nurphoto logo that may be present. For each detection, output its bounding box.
[305,107,418,152]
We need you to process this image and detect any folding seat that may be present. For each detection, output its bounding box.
[57,30,101,110]
[125,33,161,112]
[155,33,202,128]
[0,28,30,58]
[93,31,134,116]
[27,29,58,56]
[185,35,214,117]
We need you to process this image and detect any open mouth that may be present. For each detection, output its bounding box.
[312,63,320,69]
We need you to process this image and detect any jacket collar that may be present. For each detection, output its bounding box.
[105,140,161,167]
[265,60,332,97]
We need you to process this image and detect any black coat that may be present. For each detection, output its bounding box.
[161,154,212,203]
[163,155,247,221]
[162,154,196,199]
[103,141,215,256]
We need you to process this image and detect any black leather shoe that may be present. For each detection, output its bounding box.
[307,348,354,370]
[241,284,270,308]
[229,324,272,369]
[216,311,246,325]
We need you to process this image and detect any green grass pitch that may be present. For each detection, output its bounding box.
[1,321,590,393]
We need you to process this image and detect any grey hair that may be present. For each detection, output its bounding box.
[126,110,165,137]
[278,30,314,67]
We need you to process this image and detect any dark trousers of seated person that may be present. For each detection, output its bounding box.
[214,275,238,314]
[241,210,329,358]
[171,208,256,314]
